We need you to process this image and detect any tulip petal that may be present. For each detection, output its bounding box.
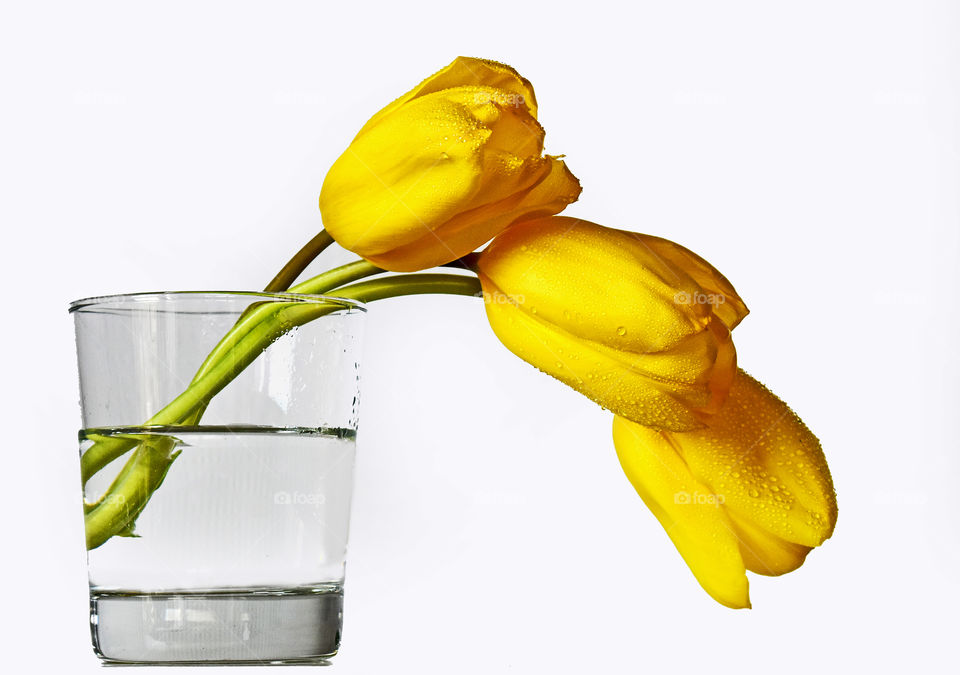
[359,56,538,135]
[360,157,580,272]
[450,87,547,207]
[612,369,836,602]
[613,415,751,609]
[320,92,492,259]
[322,83,579,272]
[481,277,729,430]
[478,217,728,354]
[726,510,812,576]
[477,217,741,429]
[637,234,749,330]
[674,370,838,550]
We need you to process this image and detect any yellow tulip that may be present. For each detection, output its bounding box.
[613,369,837,608]
[319,56,581,272]
[476,216,749,431]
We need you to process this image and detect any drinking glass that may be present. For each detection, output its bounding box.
[70,291,365,664]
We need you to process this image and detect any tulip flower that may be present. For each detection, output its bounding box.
[613,369,838,608]
[319,56,581,272]
[76,54,839,619]
[476,216,748,431]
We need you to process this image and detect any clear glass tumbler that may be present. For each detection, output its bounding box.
[69,292,365,664]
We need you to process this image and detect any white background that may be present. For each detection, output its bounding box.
[2,1,958,672]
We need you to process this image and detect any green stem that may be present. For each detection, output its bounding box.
[262,230,335,292]
[79,259,387,487]
[193,260,387,386]
[441,252,480,273]
[82,273,481,549]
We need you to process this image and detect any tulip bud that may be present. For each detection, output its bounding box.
[319,57,581,272]
[476,216,748,431]
[613,369,837,608]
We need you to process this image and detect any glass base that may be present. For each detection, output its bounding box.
[90,586,343,664]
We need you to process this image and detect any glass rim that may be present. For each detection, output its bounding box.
[68,291,367,314]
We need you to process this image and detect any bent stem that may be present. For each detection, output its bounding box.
[79,259,387,488]
[82,272,481,549]
[262,230,335,292]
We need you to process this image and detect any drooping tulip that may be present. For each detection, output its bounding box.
[613,369,838,608]
[476,216,748,431]
[319,56,581,272]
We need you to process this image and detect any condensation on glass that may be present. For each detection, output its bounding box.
[70,292,365,664]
